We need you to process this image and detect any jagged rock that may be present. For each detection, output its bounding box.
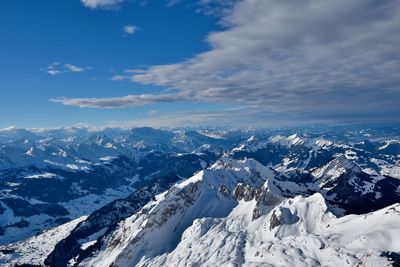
[252,186,282,220]
[269,210,281,230]
[233,183,255,201]
[218,185,231,197]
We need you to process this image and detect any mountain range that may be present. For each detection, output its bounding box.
[0,126,399,266]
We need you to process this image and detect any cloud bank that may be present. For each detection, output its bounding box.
[64,0,400,125]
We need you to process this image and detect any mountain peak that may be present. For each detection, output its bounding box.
[312,154,362,182]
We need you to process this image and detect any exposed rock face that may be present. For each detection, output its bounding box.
[252,186,283,220]
[268,207,301,231]
[233,182,282,220]
[218,185,231,197]
[233,183,257,201]
[269,210,281,230]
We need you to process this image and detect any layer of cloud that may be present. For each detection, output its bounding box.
[80,0,123,9]
[49,93,181,108]
[62,0,400,125]
[102,106,400,129]
[45,63,89,76]
[123,25,140,35]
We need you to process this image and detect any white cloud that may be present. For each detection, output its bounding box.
[49,93,181,109]
[44,62,89,75]
[80,0,123,9]
[64,63,85,72]
[123,25,140,35]
[45,62,61,76]
[110,75,127,81]
[57,0,400,125]
[46,69,62,76]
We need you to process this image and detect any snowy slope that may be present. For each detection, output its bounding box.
[0,127,399,266]
[0,216,87,266]
[142,195,400,267]
[0,127,226,245]
[75,158,400,267]
[311,154,363,187]
[79,158,278,266]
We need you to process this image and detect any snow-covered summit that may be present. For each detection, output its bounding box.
[76,158,280,266]
[269,133,305,147]
[81,184,400,267]
[312,154,362,182]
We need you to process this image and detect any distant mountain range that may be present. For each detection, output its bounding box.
[0,126,399,266]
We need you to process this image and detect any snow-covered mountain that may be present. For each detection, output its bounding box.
[0,126,399,266]
[0,127,237,245]
[34,158,400,267]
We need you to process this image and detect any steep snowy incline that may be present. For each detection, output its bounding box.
[312,154,362,185]
[79,158,280,267]
[139,194,400,267]
[44,175,182,267]
[74,157,400,267]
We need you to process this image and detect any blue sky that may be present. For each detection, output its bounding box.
[0,0,222,128]
[1,0,399,128]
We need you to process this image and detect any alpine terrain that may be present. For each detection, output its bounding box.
[0,126,399,266]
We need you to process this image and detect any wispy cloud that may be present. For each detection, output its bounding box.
[45,62,62,76]
[80,0,123,9]
[123,25,140,35]
[46,69,62,76]
[58,0,400,125]
[194,0,239,17]
[80,0,235,13]
[44,62,90,76]
[110,75,127,81]
[64,63,85,72]
[49,93,181,109]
